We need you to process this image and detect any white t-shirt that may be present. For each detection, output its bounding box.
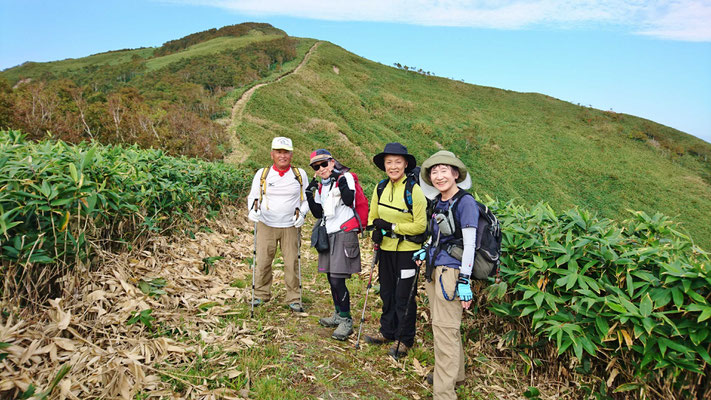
[315,172,357,234]
[247,166,309,228]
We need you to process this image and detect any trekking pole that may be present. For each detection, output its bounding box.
[355,244,379,350]
[392,260,421,360]
[250,200,258,318]
[294,208,304,312]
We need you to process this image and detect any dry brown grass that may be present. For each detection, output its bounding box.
[2,207,591,399]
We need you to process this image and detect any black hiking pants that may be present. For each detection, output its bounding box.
[378,249,417,348]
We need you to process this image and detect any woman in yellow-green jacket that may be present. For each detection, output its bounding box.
[364,142,427,358]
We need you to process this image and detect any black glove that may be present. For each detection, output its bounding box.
[372,218,391,232]
[306,178,319,196]
[372,228,383,244]
[337,175,355,207]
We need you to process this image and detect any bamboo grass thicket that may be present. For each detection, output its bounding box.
[485,198,710,398]
[0,130,252,305]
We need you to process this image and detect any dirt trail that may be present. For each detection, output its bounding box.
[0,208,429,399]
[226,42,321,164]
[2,203,572,399]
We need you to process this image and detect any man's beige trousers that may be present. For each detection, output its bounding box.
[254,222,300,304]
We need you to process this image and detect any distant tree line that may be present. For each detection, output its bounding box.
[393,62,434,76]
[0,36,297,160]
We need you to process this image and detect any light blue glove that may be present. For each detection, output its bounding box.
[456,274,473,302]
[412,248,427,262]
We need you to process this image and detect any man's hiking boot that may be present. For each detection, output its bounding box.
[319,312,346,328]
[331,318,353,341]
[388,341,411,359]
[364,333,393,345]
[426,372,465,387]
[288,302,304,312]
[249,298,264,307]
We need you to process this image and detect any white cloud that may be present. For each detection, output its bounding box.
[176,0,711,41]
[635,0,711,41]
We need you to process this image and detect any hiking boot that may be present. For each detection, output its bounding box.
[426,372,465,387]
[364,333,394,345]
[388,341,411,359]
[288,302,304,312]
[249,298,264,307]
[319,312,346,328]
[331,318,354,341]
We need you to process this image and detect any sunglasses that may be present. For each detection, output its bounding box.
[311,160,330,171]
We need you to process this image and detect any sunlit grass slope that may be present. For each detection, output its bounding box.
[145,31,286,71]
[1,28,288,82]
[236,42,711,248]
[0,48,155,82]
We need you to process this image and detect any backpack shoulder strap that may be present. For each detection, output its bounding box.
[292,167,304,202]
[376,178,388,201]
[450,190,473,239]
[259,167,270,205]
[403,176,417,214]
[376,178,410,214]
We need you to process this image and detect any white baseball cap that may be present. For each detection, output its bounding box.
[271,137,293,151]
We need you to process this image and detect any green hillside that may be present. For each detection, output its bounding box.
[1,24,709,247]
[0,23,304,160]
[236,42,711,248]
[2,25,710,399]
[145,32,286,71]
[0,47,156,83]
[0,23,287,82]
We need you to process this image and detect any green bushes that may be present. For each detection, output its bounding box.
[487,199,710,397]
[0,130,251,304]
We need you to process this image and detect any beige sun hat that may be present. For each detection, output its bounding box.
[271,136,293,151]
[419,150,471,198]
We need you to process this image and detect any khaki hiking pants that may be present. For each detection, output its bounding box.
[254,222,301,304]
[425,266,466,400]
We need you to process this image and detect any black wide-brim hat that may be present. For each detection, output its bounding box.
[373,142,417,173]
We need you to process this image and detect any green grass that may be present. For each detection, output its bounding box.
[145,31,286,71]
[218,38,318,111]
[235,41,711,248]
[3,25,708,247]
[1,47,155,82]
[0,28,287,82]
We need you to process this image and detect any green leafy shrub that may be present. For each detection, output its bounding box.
[628,130,647,141]
[486,198,710,398]
[0,130,251,304]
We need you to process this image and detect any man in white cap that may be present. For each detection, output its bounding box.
[246,137,309,311]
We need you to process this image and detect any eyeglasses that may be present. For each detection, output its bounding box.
[311,160,330,171]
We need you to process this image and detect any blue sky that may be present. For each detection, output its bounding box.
[1,0,710,143]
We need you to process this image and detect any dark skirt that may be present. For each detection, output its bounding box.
[318,230,362,278]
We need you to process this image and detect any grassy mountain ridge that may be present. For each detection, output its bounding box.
[236,41,711,248]
[0,23,289,83]
[0,24,709,247]
[0,23,303,160]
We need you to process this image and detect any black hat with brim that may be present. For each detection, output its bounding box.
[373,142,417,173]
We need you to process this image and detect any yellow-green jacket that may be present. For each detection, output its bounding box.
[368,175,427,252]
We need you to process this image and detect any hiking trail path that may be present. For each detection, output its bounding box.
[225,41,321,165]
[1,41,563,400]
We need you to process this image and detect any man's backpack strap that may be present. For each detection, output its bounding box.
[259,167,270,206]
[260,167,305,204]
[293,167,304,202]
